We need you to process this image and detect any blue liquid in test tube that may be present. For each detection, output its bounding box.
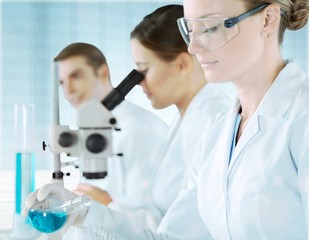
[15,152,35,214]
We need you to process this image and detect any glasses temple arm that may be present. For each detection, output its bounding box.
[224,3,270,28]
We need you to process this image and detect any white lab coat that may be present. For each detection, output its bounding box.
[152,83,231,217]
[81,84,231,239]
[158,59,309,240]
[195,59,309,239]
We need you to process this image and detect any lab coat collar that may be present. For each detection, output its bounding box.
[227,59,306,171]
[256,59,306,117]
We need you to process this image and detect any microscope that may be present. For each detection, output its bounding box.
[43,65,144,180]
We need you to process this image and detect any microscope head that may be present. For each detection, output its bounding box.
[77,99,116,179]
[50,99,116,179]
[47,69,144,179]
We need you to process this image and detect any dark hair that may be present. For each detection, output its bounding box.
[243,0,309,43]
[130,4,187,62]
[54,42,107,71]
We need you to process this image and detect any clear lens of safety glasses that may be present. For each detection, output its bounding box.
[177,17,239,50]
[177,4,270,50]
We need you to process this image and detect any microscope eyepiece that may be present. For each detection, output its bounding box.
[102,69,144,110]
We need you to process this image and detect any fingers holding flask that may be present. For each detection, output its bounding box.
[22,182,90,234]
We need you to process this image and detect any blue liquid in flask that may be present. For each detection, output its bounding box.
[28,195,91,233]
[28,209,68,233]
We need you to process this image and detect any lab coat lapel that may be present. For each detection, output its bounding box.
[227,59,303,173]
[203,99,238,239]
[220,99,240,192]
[228,113,260,173]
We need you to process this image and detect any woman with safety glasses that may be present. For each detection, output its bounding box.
[23,1,309,239]
[177,0,309,239]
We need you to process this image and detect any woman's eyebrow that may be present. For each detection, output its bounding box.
[187,12,224,19]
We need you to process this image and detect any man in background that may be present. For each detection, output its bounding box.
[54,43,167,225]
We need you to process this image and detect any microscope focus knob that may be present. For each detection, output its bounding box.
[42,141,47,151]
[58,132,76,147]
[86,134,106,153]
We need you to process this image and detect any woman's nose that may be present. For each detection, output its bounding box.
[187,35,205,55]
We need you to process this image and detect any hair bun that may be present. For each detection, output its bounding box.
[286,0,309,30]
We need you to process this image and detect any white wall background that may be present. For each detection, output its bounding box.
[0,0,182,170]
[0,0,308,170]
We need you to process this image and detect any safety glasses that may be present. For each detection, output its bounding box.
[177,4,269,50]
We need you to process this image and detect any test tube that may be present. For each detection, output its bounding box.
[28,195,92,233]
[14,104,36,214]
[9,103,40,239]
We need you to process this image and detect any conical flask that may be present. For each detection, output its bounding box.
[28,195,92,233]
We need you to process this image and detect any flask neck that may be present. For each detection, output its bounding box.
[55,195,92,215]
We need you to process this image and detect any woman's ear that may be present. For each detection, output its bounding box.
[262,4,281,37]
[177,52,194,75]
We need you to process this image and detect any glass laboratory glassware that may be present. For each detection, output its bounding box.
[28,195,92,233]
[9,103,40,239]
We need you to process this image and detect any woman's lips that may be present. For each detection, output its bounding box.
[196,55,218,69]
[200,61,217,68]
